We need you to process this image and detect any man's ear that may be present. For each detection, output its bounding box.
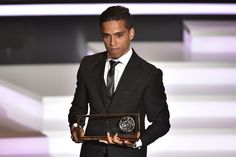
[129,27,135,40]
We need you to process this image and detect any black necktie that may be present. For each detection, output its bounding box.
[107,60,119,98]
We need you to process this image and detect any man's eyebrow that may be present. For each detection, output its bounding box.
[115,31,125,34]
[102,31,125,35]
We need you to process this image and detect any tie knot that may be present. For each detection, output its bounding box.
[109,60,119,70]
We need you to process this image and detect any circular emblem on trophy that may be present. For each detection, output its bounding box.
[119,116,135,133]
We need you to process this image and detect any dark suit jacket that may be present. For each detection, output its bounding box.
[68,50,170,157]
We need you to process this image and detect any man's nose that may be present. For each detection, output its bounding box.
[110,36,116,46]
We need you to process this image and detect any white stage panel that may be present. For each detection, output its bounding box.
[183,20,236,53]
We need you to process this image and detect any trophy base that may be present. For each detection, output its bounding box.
[78,131,140,142]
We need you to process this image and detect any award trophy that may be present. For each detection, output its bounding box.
[76,113,140,142]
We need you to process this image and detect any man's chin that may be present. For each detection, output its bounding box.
[108,51,121,59]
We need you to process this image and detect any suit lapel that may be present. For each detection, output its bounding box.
[93,52,108,111]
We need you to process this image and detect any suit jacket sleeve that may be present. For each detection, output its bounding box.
[68,56,89,127]
[141,68,170,146]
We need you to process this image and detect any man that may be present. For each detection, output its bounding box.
[68,5,170,157]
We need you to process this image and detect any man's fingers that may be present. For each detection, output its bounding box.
[107,132,114,144]
[99,140,108,144]
[78,127,85,137]
[113,134,123,145]
[106,132,133,146]
[123,140,132,145]
[71,126,85,143]
[71,129,79,142]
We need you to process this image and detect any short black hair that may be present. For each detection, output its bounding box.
[99,5,133,30]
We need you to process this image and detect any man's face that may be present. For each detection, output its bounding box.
[101,20,135,59]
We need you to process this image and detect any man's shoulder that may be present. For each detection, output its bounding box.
[130,53,163,79]
[133,52,161,72]
[79,52,106,66]
[82,52,106,61]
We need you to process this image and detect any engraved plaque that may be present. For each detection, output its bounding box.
[76,113,140,142]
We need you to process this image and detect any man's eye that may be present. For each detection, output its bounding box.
[103,34,109,38]
[116,33,123,37]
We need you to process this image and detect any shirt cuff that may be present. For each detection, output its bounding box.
[135,139,142,149]
[71,123,78,129]
[136,139,142,147]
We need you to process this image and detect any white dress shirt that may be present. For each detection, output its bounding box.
[104,47,133,91]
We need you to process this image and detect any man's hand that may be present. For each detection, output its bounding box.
[99,132,135,147]
[70,125,85,143]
